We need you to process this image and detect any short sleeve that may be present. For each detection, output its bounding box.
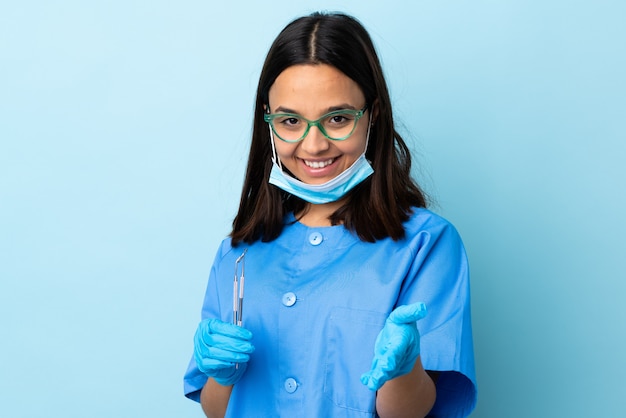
[182,240,230,402]
[400,214,477,417]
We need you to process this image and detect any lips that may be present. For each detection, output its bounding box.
[303,158,336,169]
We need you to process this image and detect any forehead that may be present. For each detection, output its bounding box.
[268,64,364,112]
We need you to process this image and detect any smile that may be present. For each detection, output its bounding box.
[304,158,336,169]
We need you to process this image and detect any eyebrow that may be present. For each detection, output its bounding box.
[273,103,358,115]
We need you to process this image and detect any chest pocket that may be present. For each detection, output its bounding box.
[324,307,386,414]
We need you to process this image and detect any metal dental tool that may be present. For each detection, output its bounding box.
[233,249,247,328]
[232,249,247,370]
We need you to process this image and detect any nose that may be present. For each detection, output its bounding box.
[299,125,330,155]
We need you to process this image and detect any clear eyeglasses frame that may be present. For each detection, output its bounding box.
[263,104,369,143]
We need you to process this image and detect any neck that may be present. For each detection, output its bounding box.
[296,199,345,227]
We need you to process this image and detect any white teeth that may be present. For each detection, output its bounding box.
[305,159,334,169]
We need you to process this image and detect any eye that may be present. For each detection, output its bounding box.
[327,113,354,126]
[331,115,347,123]
[277,116,302,129]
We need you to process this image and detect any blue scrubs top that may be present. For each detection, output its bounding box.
[184,208,477,417]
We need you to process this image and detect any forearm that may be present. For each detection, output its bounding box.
[200,378,233,418]
[375,356,436,418]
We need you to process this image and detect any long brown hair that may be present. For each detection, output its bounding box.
[230,12,427,245]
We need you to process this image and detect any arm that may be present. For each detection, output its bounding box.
[361,303,433,417]
[200,379,233,418]
[193,319,255,418]
[375,356,436,418]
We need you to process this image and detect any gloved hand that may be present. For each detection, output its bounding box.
[194,318,255,386]
[360,302,427,391]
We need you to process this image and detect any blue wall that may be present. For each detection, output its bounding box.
[1,1,624,417]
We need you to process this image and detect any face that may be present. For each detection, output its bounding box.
[267,64,369,185]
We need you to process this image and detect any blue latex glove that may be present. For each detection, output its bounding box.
[360,302,427,391]
[194,318,255,386]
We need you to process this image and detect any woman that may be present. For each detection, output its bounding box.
[184,12,477,418]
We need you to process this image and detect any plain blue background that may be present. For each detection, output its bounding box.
[1,1,625,417]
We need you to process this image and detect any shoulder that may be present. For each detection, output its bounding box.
[403,207,461,240]
[399,208,468,262]
[212,236,244,265]
[216,237,233,256]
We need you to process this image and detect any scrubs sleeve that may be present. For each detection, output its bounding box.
[183,240,230,402]
[400,215,477,417]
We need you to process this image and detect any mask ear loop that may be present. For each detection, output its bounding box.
[363,111,373,160]
[268,127,283,170]
[266,104,283,170]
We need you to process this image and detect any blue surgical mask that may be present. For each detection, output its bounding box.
[267,115,374,204]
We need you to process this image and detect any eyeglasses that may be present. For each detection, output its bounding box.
[264,104,368,143]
